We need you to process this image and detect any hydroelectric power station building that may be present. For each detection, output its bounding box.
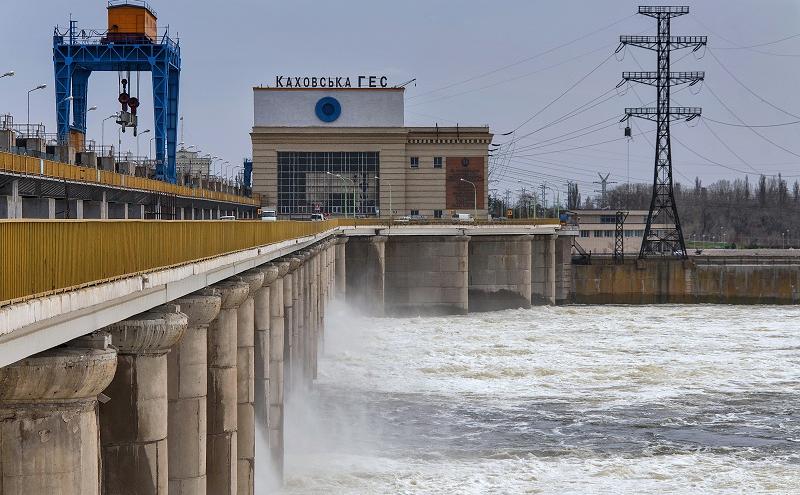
[251,78,491,218]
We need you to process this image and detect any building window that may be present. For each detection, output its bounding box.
[580,230,590,237]
[434,209,443,218]
[410,156,419,168]
[433,156,443,168]
[604,231,615,238]
[593,230,603,238]
[277,151,380,217]
[410,209,419,216]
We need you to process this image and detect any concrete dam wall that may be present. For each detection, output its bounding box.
[572,253,800,304]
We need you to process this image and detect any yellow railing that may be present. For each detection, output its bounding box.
[0,219,338,305]
[0,218,558,305]
[0,150,259,206]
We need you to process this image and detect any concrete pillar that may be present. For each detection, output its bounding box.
[101,191,108,220]
[531,234,557,306]
[0,334,117,495]
[468,235,532,312]
[545,235,557,305]
[283,257,301,398]
[9,180,21,218]
[236,270,265,495]
[384,235,469,316]
[269,261,290,481]
[334,236,348,300]
[345,235,386,316]
[168,289,222,495]
[207,279,250,495]
[554,235,573,304]
[252,265,280,463]
[100,306,188,495]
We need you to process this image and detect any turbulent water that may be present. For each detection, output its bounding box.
[278,305,800,494]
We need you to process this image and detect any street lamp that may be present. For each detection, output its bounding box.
[136,129,150,163]
[101,114,117,155]
[327,172,355,218]
[1,71,14,79]
[374,176,391,220]
[27,84,47,137]
[149,136,155,162]
[460,178,477,220]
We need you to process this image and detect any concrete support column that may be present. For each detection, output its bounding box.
[531,234,557,306]
[8,179,21,218]
[468,235,533,312]
[0,334,117,495]
[207,280,250,495]
[252,264,279,485]
[545,235,557,305]
[282,258,298,399]
[168,289,222,495]
[288,256,304,393]
[101,306,189,495]
[334,235,348,300]
[236,270,265,495]
[345,235,386,316]
[554,235,573,304]
[268,261,290,482]
[384,235,469,316]
[100,191,108,219]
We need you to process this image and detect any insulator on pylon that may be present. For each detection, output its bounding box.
[624,126,631,137]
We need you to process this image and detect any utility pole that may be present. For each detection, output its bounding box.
[593,173,616,209]
[540,183,548,213]
[618,5,706,259]
[614,210,628,264]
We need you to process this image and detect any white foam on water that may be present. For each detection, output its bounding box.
[278,304,800,494]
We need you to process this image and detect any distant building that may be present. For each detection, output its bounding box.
[176,149,211,178]
[250,84,490,218]
[573,209,649,254]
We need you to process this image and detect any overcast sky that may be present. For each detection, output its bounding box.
[2,0,799,199]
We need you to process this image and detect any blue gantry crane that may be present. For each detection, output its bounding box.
[52,1,181,183]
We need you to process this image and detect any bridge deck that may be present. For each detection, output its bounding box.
[0,150,258,206]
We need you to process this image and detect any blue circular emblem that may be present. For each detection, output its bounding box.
[315,96,341,122]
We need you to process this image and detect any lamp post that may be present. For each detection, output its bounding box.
[374,176,391,220]
[327,172,354,218]
[101,114,117,155]
[136,129,150,164]
[27,84,47,137]
[460,178,477,220]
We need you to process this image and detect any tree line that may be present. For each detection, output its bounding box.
[581,175,800,248]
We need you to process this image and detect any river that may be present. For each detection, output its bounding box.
[278,304,799,494]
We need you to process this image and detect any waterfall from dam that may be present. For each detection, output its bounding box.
[274,304,799,494]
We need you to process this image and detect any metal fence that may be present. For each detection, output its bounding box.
[0,150,260,206]
[0,219,339,305]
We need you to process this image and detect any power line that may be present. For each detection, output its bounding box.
[407,14,635,101]
[507,52,616,135]
[703,116,800,128]
[707,48,800,120]
[690,14,800,57]
[408,42,618,108]
[702,81,800,161]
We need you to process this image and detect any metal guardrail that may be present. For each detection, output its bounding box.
[0,219,340,305]
[0,218,558,305]
[0,150,259,206]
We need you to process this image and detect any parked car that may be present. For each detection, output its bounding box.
[409,214,426,221]
[396,216,411,223]
[311,213,326,221]
[260,209,277,222]
[220,215,236,221]
[453,213,474,222]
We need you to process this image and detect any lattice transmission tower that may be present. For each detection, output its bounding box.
[618,6,706,258]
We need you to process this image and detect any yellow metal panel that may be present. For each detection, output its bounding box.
[0,150,258,206]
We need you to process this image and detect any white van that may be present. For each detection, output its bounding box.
[260,209,277,222]
[220,215,236,221]
[454,213,473,223]
[311,213,325,221]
